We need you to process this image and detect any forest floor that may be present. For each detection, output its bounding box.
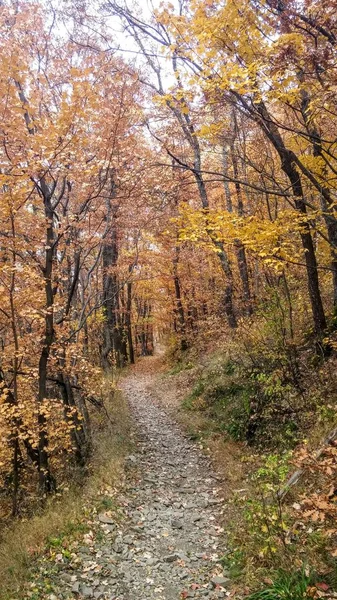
[24,355,230,600]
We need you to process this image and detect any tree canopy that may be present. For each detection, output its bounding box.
[0,0,337,517]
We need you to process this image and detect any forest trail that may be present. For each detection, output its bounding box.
[48,357,228,600]
[117,357,227,599]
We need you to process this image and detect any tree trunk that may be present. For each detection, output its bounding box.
[194,161,237,327]
[102,170,124,370]
[224,133,253,316]
[37,182,57,495]
[172,246,188,351]
[299,82,337,307]
[126,268,135,364]
[14,81,56,494]
[253,99,327,334]
[229,134,252,315]
[58,370,88,466]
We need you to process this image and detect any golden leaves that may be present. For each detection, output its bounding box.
[174,206,306,273]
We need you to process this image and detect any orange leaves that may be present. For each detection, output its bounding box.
[307,583,332,599]
[289,440,337,536]
[0,0,150,503]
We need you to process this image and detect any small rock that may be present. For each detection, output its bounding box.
[171,519,183,529]
[98,514,116,525]
[131,525,144,532]
[81,585,94,598]
[71,581,80,594]
[163,553,179,563]
[211,576,229,588]
[177,551,189,561]
[179,571,190,579]
[209,498,223,506]
[147,557,159,566]
[123,535,134,544]
[112,540,123,553]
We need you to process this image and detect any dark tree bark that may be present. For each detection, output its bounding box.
[101,170,125,370]
[268,0,337,308]
[298,80,337,307]
[223,117,253,316]
[126,264,135,364]
[15,80,56,495]
[236,96,327,334]
[37,180,57,495]
[58,368,89,466]
[172,245,188,351]
[135,297,154,356]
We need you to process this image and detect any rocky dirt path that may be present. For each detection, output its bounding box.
[41,358,228,600]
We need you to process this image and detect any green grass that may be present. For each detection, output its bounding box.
[246,569,314,600]
[168,360,195,376]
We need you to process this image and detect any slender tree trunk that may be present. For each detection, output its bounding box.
[253,99,326,334]
[58,368,88,466]
[118,286,129,363]
[172,246,188,351]
[299,82,337,307]
[126,269,135,364]
[14,81,55,494]
[38,187,56,495]
[194,163,237,327]
[222,145,233,212]
[102,171,124,370]
[12,438,19,517]
[226,132,253,316]
[9,210,20,514]
[283,162,326,333]
[145,303,154,355]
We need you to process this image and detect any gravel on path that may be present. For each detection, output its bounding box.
[43,360,228,600]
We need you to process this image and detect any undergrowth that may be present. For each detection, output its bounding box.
[245,568,314,600]
[170,301,337,598]
[0,378,132,600]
